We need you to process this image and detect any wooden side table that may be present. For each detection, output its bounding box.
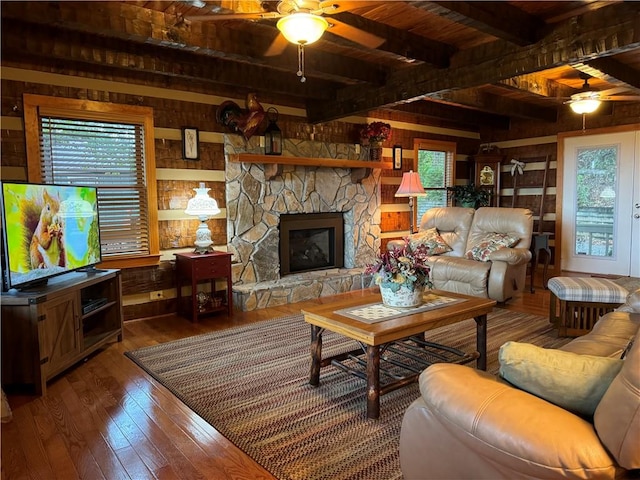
[529,233,551,293]
[175,251,233,322]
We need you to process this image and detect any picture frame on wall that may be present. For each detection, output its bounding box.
[393,145,402,170]
[182,127,200,160]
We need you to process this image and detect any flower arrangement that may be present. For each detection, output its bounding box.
[365,240,432,293]
[360,121,391,144]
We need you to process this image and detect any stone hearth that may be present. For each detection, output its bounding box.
[224,136,380,311]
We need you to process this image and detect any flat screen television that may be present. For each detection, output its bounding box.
[1,181,101,291]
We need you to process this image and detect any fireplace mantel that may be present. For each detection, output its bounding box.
[229,153,392,182]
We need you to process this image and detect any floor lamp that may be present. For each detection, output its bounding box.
[395,170,426,234]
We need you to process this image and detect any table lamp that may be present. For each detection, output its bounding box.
[395,170,426,233]
[185,182,220,254]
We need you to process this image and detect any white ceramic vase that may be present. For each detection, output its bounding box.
[380,284,424,308]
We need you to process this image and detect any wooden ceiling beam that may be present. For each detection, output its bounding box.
[496,73,576,100]
[327,12,455,66]
[574,58,640,91]
[391,101,510,130]
[0,1,385,85]
[425,90,557,122]
[0,20,340,101]
[410,1,545,46]
[307,2,640,122]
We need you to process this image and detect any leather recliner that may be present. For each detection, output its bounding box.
[399,290,640,479]
[390,207,533,303]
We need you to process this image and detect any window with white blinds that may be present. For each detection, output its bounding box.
[23,94,159,268]
[414,139,456,223]
[39,117,149,258]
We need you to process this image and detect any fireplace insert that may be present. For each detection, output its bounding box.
[279,213,344,276]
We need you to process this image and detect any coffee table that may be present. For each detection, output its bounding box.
[301,288,496,419]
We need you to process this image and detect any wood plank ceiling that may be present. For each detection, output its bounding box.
[2,1,639,131]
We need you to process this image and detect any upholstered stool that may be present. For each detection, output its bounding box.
[548,277,628,337]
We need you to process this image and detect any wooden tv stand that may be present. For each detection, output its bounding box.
[1,269,123,395]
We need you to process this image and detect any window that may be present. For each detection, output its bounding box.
[24,94,159,268]
[414,139,456,223]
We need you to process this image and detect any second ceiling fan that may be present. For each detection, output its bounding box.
[564,73,640,114]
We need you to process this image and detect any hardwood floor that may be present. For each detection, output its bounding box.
[1,282,552,480]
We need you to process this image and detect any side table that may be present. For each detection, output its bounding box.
[529,233,551,293]
[175,251,233,322]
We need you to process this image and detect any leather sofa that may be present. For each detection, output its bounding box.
[399,289,640,479]
[389,207,533,303]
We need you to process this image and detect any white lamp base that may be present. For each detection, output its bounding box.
[193,219,214,254]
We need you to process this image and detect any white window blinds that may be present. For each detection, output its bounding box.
[39,117,150,258]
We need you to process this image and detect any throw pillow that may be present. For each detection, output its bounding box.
[499,341,624,417]
[408,228,452,255]
[465,232,520,261]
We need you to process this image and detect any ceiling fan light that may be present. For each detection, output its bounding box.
[277,12,328,45]
[570,98,601,114]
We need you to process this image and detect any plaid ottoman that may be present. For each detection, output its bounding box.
[548,277,628,337]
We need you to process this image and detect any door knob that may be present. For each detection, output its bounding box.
[636,203,640,209]
[635,214,640,219]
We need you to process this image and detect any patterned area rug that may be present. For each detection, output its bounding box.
[125,309,570,480]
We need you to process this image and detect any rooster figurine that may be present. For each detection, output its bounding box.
[215,93,266,140]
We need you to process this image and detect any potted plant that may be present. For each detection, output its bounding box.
[365,240,433,307]
[447,183,491,208]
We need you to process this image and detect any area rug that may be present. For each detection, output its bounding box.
[125,309,570,480]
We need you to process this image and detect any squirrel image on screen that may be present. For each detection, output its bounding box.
[29,189,65,269]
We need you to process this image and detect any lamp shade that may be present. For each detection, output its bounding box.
[395,170,426,197]
[569,91,602,114]
[277,12,329,45]
[570,98,601,114]
[185,182,220,218]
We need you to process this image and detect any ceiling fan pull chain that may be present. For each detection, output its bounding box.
[297,44,306,83]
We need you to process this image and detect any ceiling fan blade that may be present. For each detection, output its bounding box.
[601,96,640,101]
[186,12,281,21]
[264,34,290,57]
[326,19,385,48]
[319,1,383,14]
[597,87,634,97]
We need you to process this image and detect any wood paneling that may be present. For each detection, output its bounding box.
[159,219,226,251]
[381,212,409,233]
[157,180,226,210]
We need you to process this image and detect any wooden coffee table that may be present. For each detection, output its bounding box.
[301,288,496,419]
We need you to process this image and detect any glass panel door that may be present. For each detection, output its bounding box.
[562,131,639,276]
[574,146,616,257]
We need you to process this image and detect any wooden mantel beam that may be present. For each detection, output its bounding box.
[307,2,640,123]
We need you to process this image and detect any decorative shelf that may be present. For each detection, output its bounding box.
[228,153,392,183]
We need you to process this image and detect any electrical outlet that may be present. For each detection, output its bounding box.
[150,290,164,300]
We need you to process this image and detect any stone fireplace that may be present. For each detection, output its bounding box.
[224,135,379,310]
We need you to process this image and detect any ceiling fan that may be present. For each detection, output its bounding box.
[186,0,384,81]
[564,73,640,114]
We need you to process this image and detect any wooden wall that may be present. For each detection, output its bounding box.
[2,44,638,320]
[1,59,484,319]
